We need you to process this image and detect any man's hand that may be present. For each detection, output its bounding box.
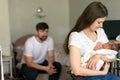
[45,65,57,75]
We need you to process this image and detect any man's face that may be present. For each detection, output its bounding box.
[36,29,48,41]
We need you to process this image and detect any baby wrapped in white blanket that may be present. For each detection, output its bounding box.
[81,42,119,70]
[81,49,118,70]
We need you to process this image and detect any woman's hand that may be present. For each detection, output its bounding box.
[86,54,101,70]
[102,62,110,75]
[100,54,110,62]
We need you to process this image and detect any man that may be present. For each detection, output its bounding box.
[21,22,62,80]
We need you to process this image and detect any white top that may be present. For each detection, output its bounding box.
[69,28,109,57]
[21,36,54,64]
[68,28,109,71]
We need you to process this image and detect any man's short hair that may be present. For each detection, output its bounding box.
[36,22,49,31]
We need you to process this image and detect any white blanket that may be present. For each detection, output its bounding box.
[81,49,118,70]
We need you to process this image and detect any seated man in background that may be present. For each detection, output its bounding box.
[21,22,62,80]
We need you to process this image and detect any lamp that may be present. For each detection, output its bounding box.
[36,7,46,19]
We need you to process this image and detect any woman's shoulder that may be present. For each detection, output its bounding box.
[69,31,85,43]
[70,31,83,37]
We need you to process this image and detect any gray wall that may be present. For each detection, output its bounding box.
[69,0,120,28]
[1,0,120,55]
[9,0,70,45]
[0,0,11,56]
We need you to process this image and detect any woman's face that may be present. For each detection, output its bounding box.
[89,17,106,31]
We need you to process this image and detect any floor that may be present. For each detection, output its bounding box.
[2,66,72,80]
[1,65,120,80]
[36,66,72,80]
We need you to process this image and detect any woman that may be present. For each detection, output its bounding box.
[64,1,120,80]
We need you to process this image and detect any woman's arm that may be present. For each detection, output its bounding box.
[100,54,116,62]
[94,49,118,62]
[69,46,110,76]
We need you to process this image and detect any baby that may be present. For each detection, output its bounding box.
[82,41,119,70]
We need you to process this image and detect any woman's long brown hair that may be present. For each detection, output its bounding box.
[63,1,108,54]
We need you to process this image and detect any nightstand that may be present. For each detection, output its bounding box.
[3,56,13,78]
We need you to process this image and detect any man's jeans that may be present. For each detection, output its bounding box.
[21,60,62,80]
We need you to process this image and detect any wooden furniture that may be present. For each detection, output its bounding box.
[110,40,120,76]
[0,46,4,80]
[3,56,13,78]
[103,20,120,40]
[67,70,83,80]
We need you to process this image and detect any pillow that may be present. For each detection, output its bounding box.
[14,34,34,62]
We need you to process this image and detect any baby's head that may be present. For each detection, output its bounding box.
[102,42,119,52]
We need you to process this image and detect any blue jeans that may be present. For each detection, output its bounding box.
[21,60,62,80]
[83,72,120,80]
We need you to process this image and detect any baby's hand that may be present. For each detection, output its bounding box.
[94,42,103,50]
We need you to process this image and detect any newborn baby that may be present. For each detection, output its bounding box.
[82,42,119,70]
